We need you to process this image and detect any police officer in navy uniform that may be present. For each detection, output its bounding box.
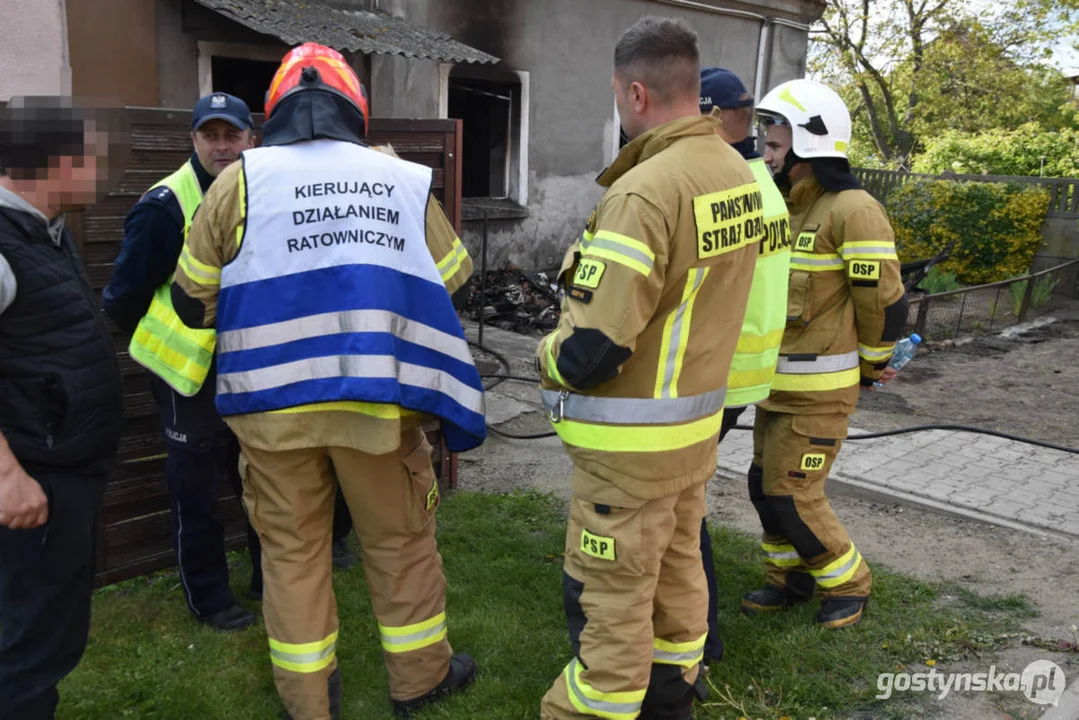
[104,93,264,630]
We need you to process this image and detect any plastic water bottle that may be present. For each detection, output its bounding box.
[888,333,922,372]
[873,334,921,388]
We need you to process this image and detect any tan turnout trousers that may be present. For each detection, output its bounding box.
[540,468,709,720]
[750,407,871,598]
[240,426,451,720]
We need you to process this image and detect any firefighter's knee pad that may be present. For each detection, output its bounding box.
[748,465,783,536]
[562,571,586,657]
[768,494,828,559]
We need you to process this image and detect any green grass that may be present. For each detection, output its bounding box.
[59,491,1032,720]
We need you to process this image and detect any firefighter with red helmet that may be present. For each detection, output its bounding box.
[169,43,483,720]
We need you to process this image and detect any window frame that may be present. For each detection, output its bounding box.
[439,63,530,208]
[196,41,287,101]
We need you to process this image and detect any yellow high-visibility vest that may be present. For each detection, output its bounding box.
[128,161,216,397]
[725,158,792,408]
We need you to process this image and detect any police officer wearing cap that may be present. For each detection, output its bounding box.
[696,68,791,663]
[103,92,262,631]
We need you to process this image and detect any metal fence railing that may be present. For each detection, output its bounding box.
[907,259,1079,340]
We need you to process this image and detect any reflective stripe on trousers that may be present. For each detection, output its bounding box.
[269,631,338,673]
[378,612,448,654]
[810,544,864,589]
[652,633,706,668]
[564,657,646,720]
[762,541,802,568]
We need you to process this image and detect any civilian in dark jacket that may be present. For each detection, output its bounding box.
[0,97,126,720]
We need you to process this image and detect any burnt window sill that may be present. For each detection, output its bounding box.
[461,197,530,221]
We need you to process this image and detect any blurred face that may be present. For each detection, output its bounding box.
[192,120,254,176]
[762,123,792,175]
[49,126,114,210]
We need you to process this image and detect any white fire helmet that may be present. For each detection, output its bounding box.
[756,79,852,160]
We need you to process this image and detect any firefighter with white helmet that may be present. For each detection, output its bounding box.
[742,78,909,629]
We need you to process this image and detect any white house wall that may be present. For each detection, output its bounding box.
[371,0,815,271]
[0,0,71,101]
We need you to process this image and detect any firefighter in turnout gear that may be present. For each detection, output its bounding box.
[169,43,483,720]
[743,79,908,629]
[539,19,761,720]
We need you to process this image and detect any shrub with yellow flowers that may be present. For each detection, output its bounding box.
[887,179,1051,285]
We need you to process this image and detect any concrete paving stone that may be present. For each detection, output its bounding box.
[953,447,988,461]
[1034,471,1076,488]
[980,476,1029,495]
[989,449,1027,464]
[1016,506,1064,525]
[908,431,957,448]
[1014,481,1065,498]
[921,483,959,503]
[1048,489,1079,507]
[959,486,1003,503]
[981,500,1034,519]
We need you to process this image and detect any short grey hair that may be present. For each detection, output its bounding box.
[614,17,700,104]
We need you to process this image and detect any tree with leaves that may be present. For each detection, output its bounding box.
[811,0,1079,168]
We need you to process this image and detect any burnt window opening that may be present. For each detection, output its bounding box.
[449,76,522,200]
[210,57,280,111]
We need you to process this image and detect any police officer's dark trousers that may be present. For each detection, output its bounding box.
[700,404,746,661]
[152,376,262,615]
[0,469,107,720]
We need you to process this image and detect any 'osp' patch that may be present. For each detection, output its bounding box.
[581,528,616,561]
[795,231,817,252]
[573,258,606,289]
[848,260,881,284]
[800,453,827,472]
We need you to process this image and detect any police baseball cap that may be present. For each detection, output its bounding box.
[699,68,754,114]
[192,92,254,131]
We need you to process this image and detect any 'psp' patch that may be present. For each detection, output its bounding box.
[573,258,606,289]
[580,528,616,561]
[795,231,817,252]
[848,260,881,281]
[800,453,827,472]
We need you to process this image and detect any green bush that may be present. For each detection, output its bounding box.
[911,122,1079,178]
[887,179,1050,284]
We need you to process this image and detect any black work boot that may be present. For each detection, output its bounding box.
[740,571,815,615]
[816,596,869,630]
[391,653,476,718]
[703,634,724,664]
[639,689,695,720]
[198,601,257,631]
[332,537,359,570]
